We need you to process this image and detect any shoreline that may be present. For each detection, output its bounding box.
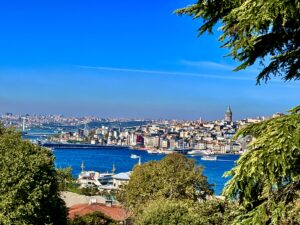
[45,142,242,156]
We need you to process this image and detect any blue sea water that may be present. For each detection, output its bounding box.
[53,148,239,195]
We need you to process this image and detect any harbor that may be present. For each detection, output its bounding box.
[54,147,239,195]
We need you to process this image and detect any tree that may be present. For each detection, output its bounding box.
[68,212,117,225]
[176,0,300,83]
[57,167,74,191]
[176,2,300,223]
[223,106,300,224]
[135,198,238,225]
[120,153,213,214]
[135,199,204,225]
[0,125,68,225]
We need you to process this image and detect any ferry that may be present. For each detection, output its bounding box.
[77,170,114,187]
[130,154,140,159]
[201,155,217,161]
[147,150,160,154]
[188,149,212,155]
[77,164,132,191]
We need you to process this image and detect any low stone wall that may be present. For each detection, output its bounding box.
[61,191,106,207]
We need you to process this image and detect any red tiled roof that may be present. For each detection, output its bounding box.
[68,203,130,221]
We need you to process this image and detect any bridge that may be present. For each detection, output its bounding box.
[23,132,55,136]
[41,142,129,150]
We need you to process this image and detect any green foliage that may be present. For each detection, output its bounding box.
[176,0,300,83]
[65,182,82,194]
[223,105,300,224]
[79,185,99,196]
[120,153,213,214]
[285,197,300,224]
[57,167,74,191]
[135,198,238,225]
[63,182,100,196]
[68,212,117,225]
[0,125,68,225]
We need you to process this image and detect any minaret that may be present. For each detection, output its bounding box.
[225,106,232,123]
[81,161,85,173]
[112,163,116,174]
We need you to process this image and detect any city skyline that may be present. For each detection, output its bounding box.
[0,0,299,119]
[0,106,282,122]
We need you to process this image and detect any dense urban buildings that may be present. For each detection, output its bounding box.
[0,107,281,155]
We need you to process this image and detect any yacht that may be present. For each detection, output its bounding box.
[188,150,206,155]
[201,155,217,161]
[77,171,114,187]
[188,149,213,155]
[147,150,160,154]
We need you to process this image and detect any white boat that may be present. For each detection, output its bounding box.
[147,150,159,154]
[130,154,139,159]
[201,155,217,161]
[160,150,173,154]
[202,150,213,155]
[188,150,205,155]
[188,149,213,155]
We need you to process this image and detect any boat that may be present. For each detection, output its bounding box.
[202,150,213,155]
[188,150,205,155]
[77,170,114,187]
[147,150,159,154]
[188,149,213,155]
[160,150,173,154]
[130,154,139,159]
[201,155,217,161]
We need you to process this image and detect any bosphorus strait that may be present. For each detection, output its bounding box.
[54,147,239,195]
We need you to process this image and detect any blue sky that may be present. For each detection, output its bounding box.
[0,0,299,120]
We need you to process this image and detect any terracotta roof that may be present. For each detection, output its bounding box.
[68,203,130,221]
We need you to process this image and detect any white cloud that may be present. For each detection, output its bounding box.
[180,60,234,70]
[180,60,261,75]
[73,65,255,81]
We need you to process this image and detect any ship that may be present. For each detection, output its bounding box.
[201,155,217,161]
[147,150,160,154]
[130,154,140,159]
[188,149,213,155]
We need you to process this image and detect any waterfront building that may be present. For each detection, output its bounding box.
[77,169,131,191]
[194,141,207,150]
[160,139,169,149]
[169,138,177,149]
[112,172,131,189]
[78,129,84,138]
[136,135,144,146]
[144,135,160,148]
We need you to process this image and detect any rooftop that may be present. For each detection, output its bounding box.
[68,203,130,221]
[113,172,131,180]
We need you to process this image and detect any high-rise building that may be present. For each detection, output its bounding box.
[225,106,232,123]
